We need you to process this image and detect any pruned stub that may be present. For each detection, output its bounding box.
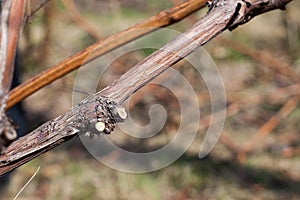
[83,97,127,138]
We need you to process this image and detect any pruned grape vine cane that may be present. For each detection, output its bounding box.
[0,0,293,176]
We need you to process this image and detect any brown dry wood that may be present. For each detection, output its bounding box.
[0,0,12,98]
[0,0,26,152]
[0,0,14,153]
[0,0,293,176]
[99,0,294,103]
[237,95,299,161]
[0,0,26,96]
[0,96,125,175]
[6,0,207,110]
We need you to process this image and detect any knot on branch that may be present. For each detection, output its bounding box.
[0,114,17,154]
[206,0,289,31]
[94,97,127,133]
[227,0,271,30]
[79,97,127,138]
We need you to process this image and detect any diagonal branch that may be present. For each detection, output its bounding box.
[0,0,293,176]
[61,0,102,40]
[6,0,207,110]
[26,0,51,23]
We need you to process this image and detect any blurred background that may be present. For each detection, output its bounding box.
[1,0,300,199]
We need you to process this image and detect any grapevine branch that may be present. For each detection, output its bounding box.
[6,0,207,110]
[0,0,293,176]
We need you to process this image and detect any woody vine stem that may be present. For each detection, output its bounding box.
[0,0,293,176]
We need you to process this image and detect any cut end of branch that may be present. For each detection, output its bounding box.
[82,97,127,137]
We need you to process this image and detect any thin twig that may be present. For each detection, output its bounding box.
[61,0,102,40]
[210,82,300,157]
[217,37,300,82]
[4,0,27,91]
[0,0,27,107]
[238,95,299,161]
[25,0,51,23]
[220,132,243,154]
[0,0,12,111]
[228,82,300,106]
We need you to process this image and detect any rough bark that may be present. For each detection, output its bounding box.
[0,0,293,176]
